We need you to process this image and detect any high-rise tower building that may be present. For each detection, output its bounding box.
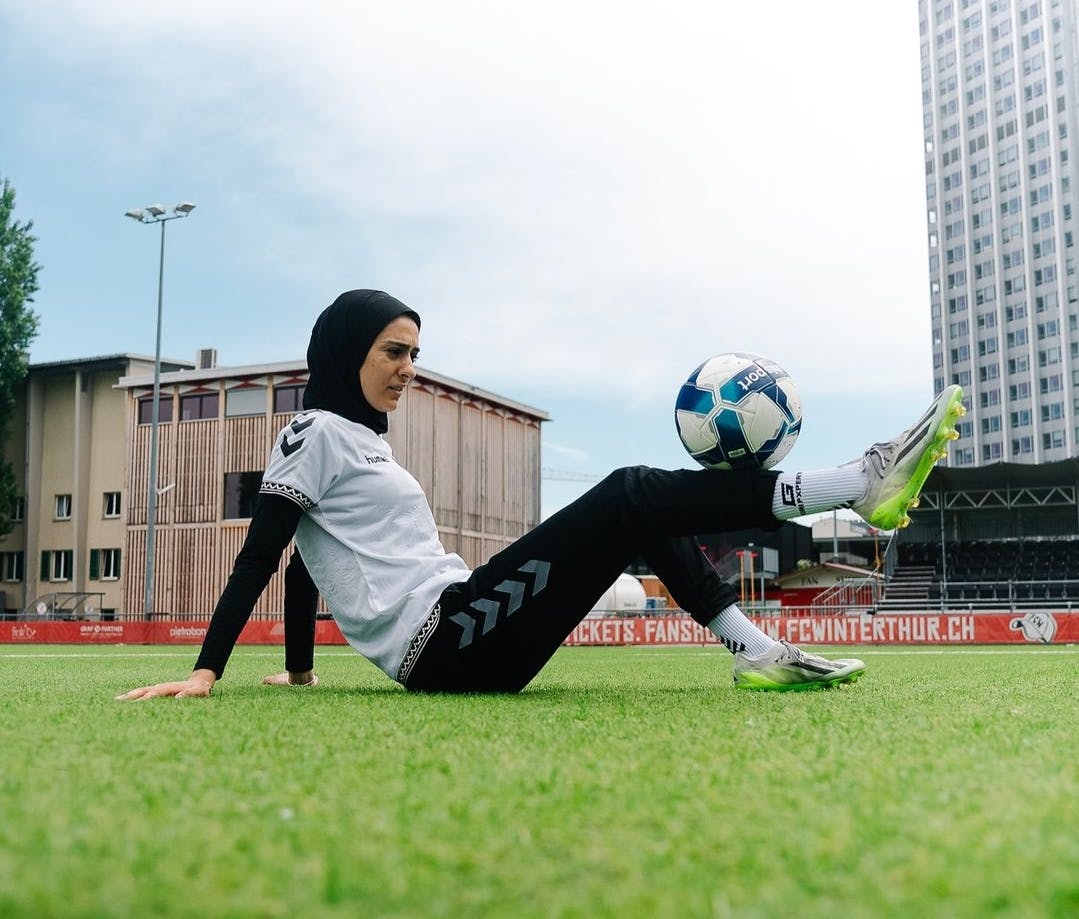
[921,0,1079,465]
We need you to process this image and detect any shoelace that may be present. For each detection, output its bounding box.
[777,639,805,662]
[862,441,895,474]
[778,640,837,672]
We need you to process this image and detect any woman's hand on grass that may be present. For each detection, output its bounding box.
[115,669,217,700]
[261,671,319,687]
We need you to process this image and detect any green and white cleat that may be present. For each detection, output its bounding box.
[733,640,866,691]
[850,384,965,531]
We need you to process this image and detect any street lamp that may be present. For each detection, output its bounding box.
[125,202,196,619]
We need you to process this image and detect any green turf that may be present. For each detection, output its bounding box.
[0,644,1075,919]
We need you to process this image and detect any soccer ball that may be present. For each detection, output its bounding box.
[675,352,802,470]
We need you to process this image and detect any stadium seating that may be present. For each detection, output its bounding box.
[891,538,1079,608]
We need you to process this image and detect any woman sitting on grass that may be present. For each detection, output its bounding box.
[119,289,964,699]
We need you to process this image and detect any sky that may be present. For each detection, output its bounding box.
[1,0,933,518]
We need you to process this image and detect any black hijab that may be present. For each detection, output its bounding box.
[302,290,421,433]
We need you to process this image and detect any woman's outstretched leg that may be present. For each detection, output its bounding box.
[405,465,776,691]
[405,465,831,692]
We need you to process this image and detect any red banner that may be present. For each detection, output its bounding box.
[565,611,1079,646]
[1,610,1075,646]
[0,619,347,645]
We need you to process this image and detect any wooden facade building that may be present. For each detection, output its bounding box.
[115,359,548,618]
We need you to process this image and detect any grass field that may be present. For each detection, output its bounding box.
[0,644,1076,919]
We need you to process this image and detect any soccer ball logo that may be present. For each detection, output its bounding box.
[675,352,802,470]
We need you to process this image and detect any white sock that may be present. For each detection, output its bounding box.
[771,465,866,521]
[706,603,778,656]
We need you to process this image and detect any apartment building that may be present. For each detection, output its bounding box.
[0,355,192,617]
[921,0,1079,464]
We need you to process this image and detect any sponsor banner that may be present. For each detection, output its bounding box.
[1,611,1076,646]
[564,611,1079,646]
[0,619,348,645]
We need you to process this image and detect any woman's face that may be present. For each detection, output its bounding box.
[358,315,420,413]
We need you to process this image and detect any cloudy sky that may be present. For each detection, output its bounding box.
[1,0,932,516]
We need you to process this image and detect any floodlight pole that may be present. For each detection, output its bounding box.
[125,203,196,619]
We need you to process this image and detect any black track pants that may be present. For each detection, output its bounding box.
[405,465,780,693]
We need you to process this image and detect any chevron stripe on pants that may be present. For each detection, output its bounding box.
[405,465,780,693]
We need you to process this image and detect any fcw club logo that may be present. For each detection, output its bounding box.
[1009,611,1057,644]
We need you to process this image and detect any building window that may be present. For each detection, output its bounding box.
[223,471,264,520]
[1009,381,1032,400]
[225,386,267,418]
[55,494,72,520]
[1031,211,1053,232]
[42,550,73,582]
[1032,237,1055,258]
[1007,329,1028,347]
[1034,265,1057,285]
[1042,430,1065,450]
[103,492,121,519]
[89,548,121,581]
[274,384,306,414]
[138,394,174,425]
[1041,373,1063,393]
[10,496,24,522]
[1039,346,1061,366]
[1011,436,1034,456]
[1041,402,1065,422]
[982,442,1003,461]
[180,392,219,421]
[1,552,24,582]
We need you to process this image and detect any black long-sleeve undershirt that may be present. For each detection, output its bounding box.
[283,548,319,673]
[194,494,308,678]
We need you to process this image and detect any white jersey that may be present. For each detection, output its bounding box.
[260,410,471,681]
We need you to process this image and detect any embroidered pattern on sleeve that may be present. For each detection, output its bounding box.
[259,481,315,511]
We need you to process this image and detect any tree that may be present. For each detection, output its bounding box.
[0,176,41,538]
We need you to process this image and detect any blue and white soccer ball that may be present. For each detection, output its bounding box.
[675,352,802,470]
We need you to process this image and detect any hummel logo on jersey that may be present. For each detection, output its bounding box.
[280,416,315,457]
[365,455,390,465]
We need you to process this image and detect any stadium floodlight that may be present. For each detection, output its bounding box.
[124,200,197,618]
